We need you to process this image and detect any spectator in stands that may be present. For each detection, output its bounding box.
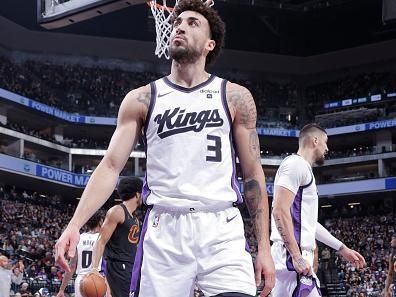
[321,247,331,270]
[19,282,32,297]
[11,262,25,293]
[384,234,396,297]
[327,213,394,295]
[0,55,300,126]
[47,266,62,282]
[0,255,12,297]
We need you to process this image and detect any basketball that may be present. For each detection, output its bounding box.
[80,273,107,297]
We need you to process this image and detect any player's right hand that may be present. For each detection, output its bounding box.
[291,255,312,276]
[88,268,102,277]
[55,224,80,272]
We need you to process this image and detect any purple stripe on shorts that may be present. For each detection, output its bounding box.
[100,259,107,276]
[245,239,251,253]
[141,173,151,205]
[129,208,151,296]
[286,188,303,271]
[292,276,322,297]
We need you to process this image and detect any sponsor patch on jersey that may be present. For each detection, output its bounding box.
[200,89,219,94]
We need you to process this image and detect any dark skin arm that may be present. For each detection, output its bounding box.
[91,206,124,271]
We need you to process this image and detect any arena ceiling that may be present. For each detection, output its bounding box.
[1,0,396,56]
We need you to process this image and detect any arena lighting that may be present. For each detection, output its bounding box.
[39,194,47,198]
[76,197,81,200]
[114,198,122,202]
[348,202,361,206]
[320,204,332,208]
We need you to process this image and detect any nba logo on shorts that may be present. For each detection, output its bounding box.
[153,214,160,228]
[300,276,313,286]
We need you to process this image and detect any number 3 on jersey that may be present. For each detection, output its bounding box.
[206,135,222,162]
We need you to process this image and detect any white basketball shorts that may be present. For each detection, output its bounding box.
[271,242,321,297]
[130,205,256,297]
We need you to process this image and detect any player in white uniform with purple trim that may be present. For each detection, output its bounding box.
[56,214,103,297]
[270,123,366,297]
[54,0,275,296]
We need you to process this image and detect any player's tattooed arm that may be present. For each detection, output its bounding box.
[273,214,290,246]
[273,205,311,274]
[272,185,310,274]
[136,89,151,110]
[227,84,262,162]
[127,84,151,127]
[272,197,298,253]
[228,82,275,294]
[227,82,270,250]
[227,85,257,129]
[244,180,264,243]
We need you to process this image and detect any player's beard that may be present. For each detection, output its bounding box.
[315,153,325,166]
[169,43,201,64]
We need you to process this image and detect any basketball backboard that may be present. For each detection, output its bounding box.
[38,0,145,29]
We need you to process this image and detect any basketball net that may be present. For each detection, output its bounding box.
[147,0,214,59]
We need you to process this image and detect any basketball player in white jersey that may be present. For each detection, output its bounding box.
[270,123,366,297]
[56,214,102,297]
[55,0,275,296]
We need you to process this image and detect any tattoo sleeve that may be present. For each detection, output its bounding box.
[227,87,257,128]
[273,213,290,247]
[136,90,151,109]
[249,130,261,161]
[227,84,270,250]
[272,204,301,257]
[244,179,264,243]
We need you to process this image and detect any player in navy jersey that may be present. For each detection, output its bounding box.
[90,177,142,297]
[55,0,275,296]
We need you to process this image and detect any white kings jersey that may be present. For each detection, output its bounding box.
[142,75,242,209]
[270,154,318,250]
[75,232,101,275]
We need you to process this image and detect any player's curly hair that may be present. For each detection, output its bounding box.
[172,0,226,65]
[86,213,102,230]
[118,176,143,201]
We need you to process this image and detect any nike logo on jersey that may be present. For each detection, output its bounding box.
[153,107,224,139]
[158,91,174,98]
[226,214,238,223]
